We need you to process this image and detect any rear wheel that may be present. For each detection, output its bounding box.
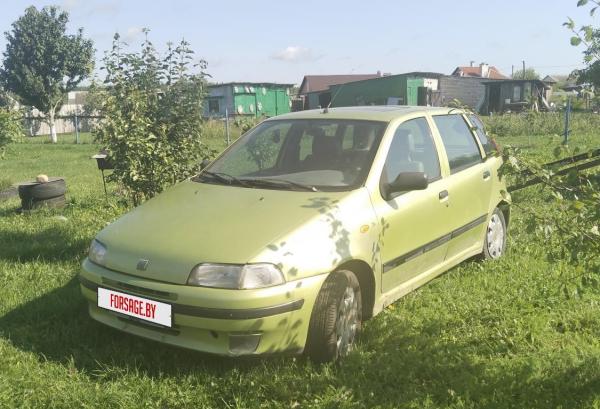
[482,208,506,260]
[306,270,362,363]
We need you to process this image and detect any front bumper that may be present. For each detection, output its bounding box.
[80,258,327,356]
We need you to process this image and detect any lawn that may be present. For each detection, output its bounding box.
[0,122,599,408]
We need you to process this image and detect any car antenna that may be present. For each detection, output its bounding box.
[323,81,346,114]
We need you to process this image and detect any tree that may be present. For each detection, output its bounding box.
[565,1,600,87]
[93,31,214,205]
[0,6,94,143]
[512,68,540,80]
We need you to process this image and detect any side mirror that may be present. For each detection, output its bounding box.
[383,172,428,200]
[200,159,211,170]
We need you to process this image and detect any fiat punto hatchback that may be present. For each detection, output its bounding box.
[80,106,509,362]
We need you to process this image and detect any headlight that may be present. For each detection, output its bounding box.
[89,239,107,266]
[187,263,285,289]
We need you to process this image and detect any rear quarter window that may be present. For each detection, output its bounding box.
[468,114,495,156]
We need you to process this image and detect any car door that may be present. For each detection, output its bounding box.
[370,117,451,293]
[430,114,493,261]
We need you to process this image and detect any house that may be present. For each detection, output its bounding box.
[451,62,508,80]
[318,71,495,112]
[298,74,380,109]
[542,75,558,86]
[434,76,500,112]
[204,82,294,118]
[327,72,444,108]
[481,79,552,113]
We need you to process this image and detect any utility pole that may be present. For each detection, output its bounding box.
[511,65,514,78]
[522,60,526,75]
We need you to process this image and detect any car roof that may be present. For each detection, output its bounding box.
[270,106,466,122]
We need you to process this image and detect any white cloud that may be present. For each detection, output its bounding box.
[124,27,144,43]
[271,46,322,63]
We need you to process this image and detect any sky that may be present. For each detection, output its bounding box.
[0,0,595,85]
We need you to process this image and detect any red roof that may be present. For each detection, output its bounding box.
[452,65,508,80]
[299,74,380,94]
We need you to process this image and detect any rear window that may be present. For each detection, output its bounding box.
[468,114,495,156]
[433,115,482,173]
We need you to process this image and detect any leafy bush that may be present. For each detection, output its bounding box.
[93,31,213,205]
[0,109,23,157]
[500,145,599,277]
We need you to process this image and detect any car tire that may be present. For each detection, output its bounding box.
[18,179,66,201]
[482,207,507,260]
[306,270,362,363]
[21,194,67,210]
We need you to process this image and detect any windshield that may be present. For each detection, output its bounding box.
[196,119,387,191]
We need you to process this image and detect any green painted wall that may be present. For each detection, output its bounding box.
[232,84,291,117]
[204,84,291,117]
[328,75,427,107]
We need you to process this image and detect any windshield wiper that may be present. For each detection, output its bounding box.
[241,177,319,192]
[196,171,250,187]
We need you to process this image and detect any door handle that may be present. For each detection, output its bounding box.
[483,170,491,180]
[439,190,449,200]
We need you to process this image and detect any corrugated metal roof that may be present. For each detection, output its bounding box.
[208,82,294,89]
[299,74,379,94]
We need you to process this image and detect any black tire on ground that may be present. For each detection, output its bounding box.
[18,179,66,201]
[305,270,362,363]
[21,194,67,210]
[481,207,507,260]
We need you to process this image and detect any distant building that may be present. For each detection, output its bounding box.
[542,75,558,85]
[451,62,508,80]
[298,74,380,109]
[482,79,552,113]
[204,82,294,118]
[310,72,496,112]
[327,72,443,107]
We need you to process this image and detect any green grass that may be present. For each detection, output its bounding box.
[0,126,599,408]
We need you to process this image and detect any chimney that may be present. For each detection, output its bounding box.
[480,62,490,78]
[377,70,382,77]
[470,60,475,67]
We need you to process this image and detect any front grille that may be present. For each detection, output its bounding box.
[101,277,178,301]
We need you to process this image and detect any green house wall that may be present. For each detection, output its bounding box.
[328,75,426,107]
[205,83,291,118]
[232,84,291,117]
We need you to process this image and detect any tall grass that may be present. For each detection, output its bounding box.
[482,112,600,138]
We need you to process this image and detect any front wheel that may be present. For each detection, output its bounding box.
[306,270,362,363]
[482,208,507,260]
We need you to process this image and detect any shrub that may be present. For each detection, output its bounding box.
[93,31,214,205]
[0,109,23,157]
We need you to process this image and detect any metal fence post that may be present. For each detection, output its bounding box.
[75,111,80,144]
[225,108,231,145]
[563,97,571,145]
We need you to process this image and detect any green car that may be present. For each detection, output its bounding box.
[81,106,509,362]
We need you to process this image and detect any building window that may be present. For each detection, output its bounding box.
[512,85,521,102]
[208,99,220,114]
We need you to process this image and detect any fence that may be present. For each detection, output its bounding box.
[22,114,102,137]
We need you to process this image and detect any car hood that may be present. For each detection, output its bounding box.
[96,180,353,284]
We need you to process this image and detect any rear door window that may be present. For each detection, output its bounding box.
[433,115,482,174]
[468,114,495,156]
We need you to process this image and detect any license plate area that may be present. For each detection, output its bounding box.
[97,287,172,328]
